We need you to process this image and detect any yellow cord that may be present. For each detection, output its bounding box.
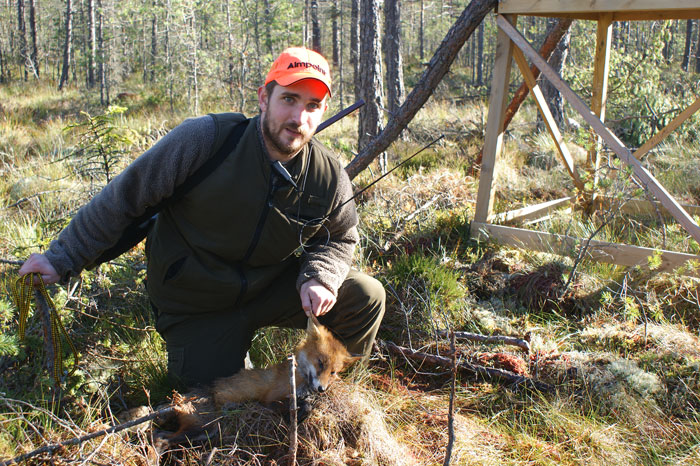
[12,273,79,385]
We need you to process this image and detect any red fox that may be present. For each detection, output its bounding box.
[153,315,360,446]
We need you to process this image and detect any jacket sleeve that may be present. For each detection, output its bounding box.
[45,116,216,282]
[296,168,359,296]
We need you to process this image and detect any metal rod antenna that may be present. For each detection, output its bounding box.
[316,100,365,134]
[326,134,445,220]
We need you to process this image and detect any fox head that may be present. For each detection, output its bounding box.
[295,316,361,395]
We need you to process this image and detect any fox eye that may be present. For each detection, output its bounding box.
[318,359,324,371]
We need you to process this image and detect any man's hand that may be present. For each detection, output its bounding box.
[299,278,336,317]
[18,253,60,285]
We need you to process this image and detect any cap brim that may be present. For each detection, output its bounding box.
[275,74,332,97]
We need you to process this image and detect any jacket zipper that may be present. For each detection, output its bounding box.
[234,173,277,306]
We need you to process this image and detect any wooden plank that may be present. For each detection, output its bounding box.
[488,196,573,225]
[497,15,700,245]
[473,15,517,225]
[512,48,583,190]
[634,95,700,160]
[597,195,700,219]
[471,221,700,273]
[588,13,613,180]
[510,11,700,21]
[498,0,700,15]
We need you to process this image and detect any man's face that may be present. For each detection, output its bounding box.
[258,79,329,162]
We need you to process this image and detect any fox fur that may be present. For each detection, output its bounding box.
[151,315,359,446]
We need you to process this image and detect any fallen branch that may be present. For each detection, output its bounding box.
[380,340,551,392]
[437,330,530,352]
[0,406,174,466]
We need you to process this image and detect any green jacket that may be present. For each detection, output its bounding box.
[45,114,358,311]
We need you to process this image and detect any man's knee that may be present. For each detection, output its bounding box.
[344,269,385,305]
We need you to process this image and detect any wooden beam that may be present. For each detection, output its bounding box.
[472,221,700,273]
[498,0,700,16]
[488,196,573,225]
[473,15,516,225]
[634,95,700,160]
[504,11,700,21]
[496,14,700,245]
[588,13,613,182]
[512,48,583,190]
[597,195,700,219]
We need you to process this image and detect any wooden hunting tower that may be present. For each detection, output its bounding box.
[472,0,700,272]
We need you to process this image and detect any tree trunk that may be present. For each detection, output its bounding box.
[695,20,700,73]
[87,0,96,87]
[346,0,497,180]
[225,0,234,101]
[165,0,173,110]
[477,19,484,85]
[186,4,199,114]
[150,1,157,82]
[304,0,310,47]
[358,0,383,154]
[0,45,5,83]
[311,0,321,54]
[338,0,344,108]
[682,19,693,71]
[537,19,570,130]
[17,0,27,80]
[332,0,340,68]
[58,0,72,90]
[419,0,425,61]
[97,0,107,104]
[663,20,675,62]
[383,0,405,116]
[350,0,360,103]
[28,0,38,77]
[263,0,273,55]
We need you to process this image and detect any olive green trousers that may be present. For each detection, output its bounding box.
[153,265,385,387]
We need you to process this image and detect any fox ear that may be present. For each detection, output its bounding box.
[306,315,322,336]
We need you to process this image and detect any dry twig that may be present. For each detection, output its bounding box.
[381,340,551,391]
[438,329,530,352]
[0,406,174,466]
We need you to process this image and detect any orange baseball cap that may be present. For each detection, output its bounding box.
[265,47,332,96]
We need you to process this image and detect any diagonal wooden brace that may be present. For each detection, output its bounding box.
[512,47,584,190]
[496,14,700,245]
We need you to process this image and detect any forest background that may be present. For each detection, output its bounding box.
[1,0,700,465]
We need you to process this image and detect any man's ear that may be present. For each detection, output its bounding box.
[257,85,268,113]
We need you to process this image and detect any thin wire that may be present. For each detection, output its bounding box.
[326,134,445,221]
[292,134,445,251]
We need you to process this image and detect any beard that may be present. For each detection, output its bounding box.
[262,112,313,159]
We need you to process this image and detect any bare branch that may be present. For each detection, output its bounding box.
[0,406,174,466]
[437,329,530,352]
[380,340,551,391]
